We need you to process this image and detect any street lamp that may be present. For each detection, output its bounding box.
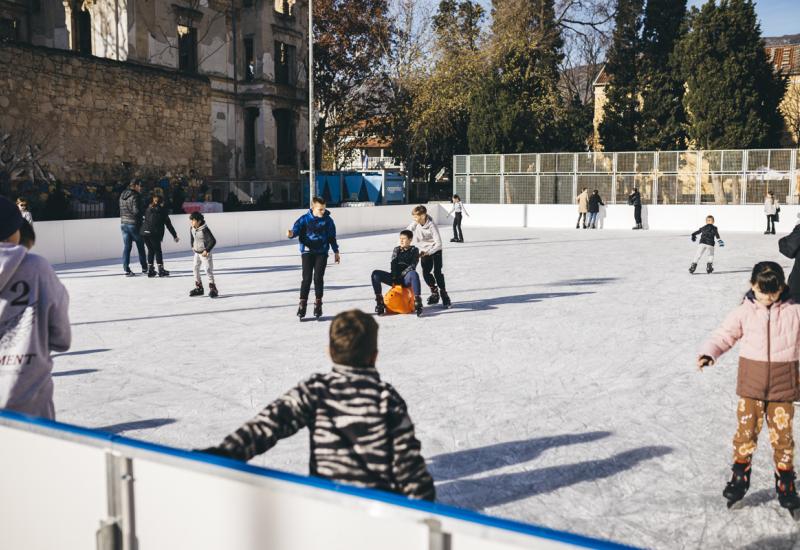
[307,0,314,207]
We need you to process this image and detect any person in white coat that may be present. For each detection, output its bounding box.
[447,194,469,242]
[0,196,71,419]
[764,191,780,235]
[407,205,451,308]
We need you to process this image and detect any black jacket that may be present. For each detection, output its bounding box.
[627,191,641,207]
[140,204,177,241]
[390,245,419,280]
[588,194,605,213]
[119,189,143,226]
[692,224,721,246]
[779,225,800,302]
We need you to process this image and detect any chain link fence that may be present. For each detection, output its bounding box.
[453,149,800,205]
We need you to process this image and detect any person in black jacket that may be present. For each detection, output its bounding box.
[371,230,423,317]
[628,187,643,230]
[779,222,800,301]
[119,180,148,276]
[689,215,723,274]
[587,189,605,229]
[140,194,179,277]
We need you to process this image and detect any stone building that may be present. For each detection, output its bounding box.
[592,36,800,150]
[0,0,308,201]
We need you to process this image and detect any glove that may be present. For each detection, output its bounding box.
[717,239,725,247]
[195,446,235,459]
[691,235,696,242]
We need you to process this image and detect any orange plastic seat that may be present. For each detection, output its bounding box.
[384,285,415,314]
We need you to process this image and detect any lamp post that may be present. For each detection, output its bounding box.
[307,0,314,207]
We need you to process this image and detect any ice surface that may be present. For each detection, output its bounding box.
[52,227,800,548]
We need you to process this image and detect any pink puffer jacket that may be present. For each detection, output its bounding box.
[700,291,800,401]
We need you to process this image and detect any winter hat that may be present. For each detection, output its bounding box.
[0,196,23,241]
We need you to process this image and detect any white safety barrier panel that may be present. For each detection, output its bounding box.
[0,411,631,550]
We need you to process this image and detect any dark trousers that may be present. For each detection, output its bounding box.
[300,253,328,300]
[576,212,586,227]
[143,236,163,266]
[121,224,147,272]
[420,251,446,291]
[371,270,421,296]
[767,215,776,233]
[453,213,463,241]
[634,206,642,225]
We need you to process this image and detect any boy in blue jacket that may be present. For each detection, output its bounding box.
[287,196,340,319]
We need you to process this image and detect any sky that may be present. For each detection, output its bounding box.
[687,0,799,38]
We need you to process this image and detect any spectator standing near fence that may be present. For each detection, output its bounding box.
[0,196,71,419]
[576,188,589,229]
[628,187,643,230]
[119,180,148,277]
[764,191,779,235]
[16,198,33,225]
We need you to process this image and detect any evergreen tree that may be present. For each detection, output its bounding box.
[637,0,687,150]
[677,0,786,149]
[598,0,643,151]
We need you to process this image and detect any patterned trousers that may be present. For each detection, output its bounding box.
[733,397,794,470]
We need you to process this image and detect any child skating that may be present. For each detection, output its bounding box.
[690,215,723,274]
[447,194,469,242]
[188,212,218,298]
[698,262,800,517]
[371,229,423,317]
[407,205,451,308]
[288,196,340,320]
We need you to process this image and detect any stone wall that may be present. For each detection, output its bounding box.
[0,42,212,182]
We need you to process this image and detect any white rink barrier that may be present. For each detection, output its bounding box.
[33,205,428,266]
[454,204,800,233]
[0,411,632,550]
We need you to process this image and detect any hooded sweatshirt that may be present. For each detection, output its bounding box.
[0,244,71,419]
[406,215,442,255]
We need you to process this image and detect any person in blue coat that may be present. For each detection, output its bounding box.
[287,196,340,319]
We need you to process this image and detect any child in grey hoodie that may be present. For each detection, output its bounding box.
[0,196,71,419]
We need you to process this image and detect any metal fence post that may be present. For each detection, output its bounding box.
[452,156,456,199]
[611,152,617,205]
[791,149,797,204]
[500,155,505,204]
[653,151,659,205]
[741,149,748,204]
[466,156,471,204]
[572,153,577,201]
[535,154,540,205]
[695,150,702,205]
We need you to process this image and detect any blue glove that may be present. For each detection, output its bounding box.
[717,239,725,247]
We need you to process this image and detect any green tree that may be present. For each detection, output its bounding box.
[677,0,786,149]
[598,0,643,151]
[637,0,687,150]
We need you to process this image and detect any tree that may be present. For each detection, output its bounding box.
[598,0,643,151]
[637,0,687,150]
[677,0,786,149]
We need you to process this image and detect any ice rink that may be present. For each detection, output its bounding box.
[52,226,800,549]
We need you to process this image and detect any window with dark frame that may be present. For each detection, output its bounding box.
[74,8,92,54]
[274,41,295,86]
[244,36,255,81]
[244,108,259,169]
[273,109,295,166]
[0,18,18,42]
[274,0,295,16]
[178,25,198,73]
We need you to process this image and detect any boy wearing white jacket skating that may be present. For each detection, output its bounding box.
[407,205,451,308]
[0,196,71,419]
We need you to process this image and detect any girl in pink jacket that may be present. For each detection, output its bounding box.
[698,261,800,516]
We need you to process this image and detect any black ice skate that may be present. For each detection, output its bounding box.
[189,282,204,297]
[124,269,135,277]
[375,295,386,316]
[723,462,751,509]
[450,238,458,242]
[313,299,323,319]
[157,265,170,277]
[142,266,149,274]
[297,299,308,319]
[147,265,157,278]
[427,288,441,305]
[689,263,697,274]
[441,290,452,309]
[707,263,714,274]
[209,283,219,298]
[775,470,800,519]
[415,296,423,317]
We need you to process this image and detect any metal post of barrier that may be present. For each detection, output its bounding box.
[790,149,798,204]
[500,155,505,204]
[611,152,617,205]
[97,453,137,550]
[695,151,702,205]
[535,154,540,205]
[572,153,577,201]
[465,156,471,203]
[653,151,659,205]
[422,518,451,550]
[742,150,748,204]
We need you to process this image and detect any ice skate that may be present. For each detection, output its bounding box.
[415,296,423,317]
[313,299,323,319]
[209,283,219,298]
[189,281,204,297]
[157,265,170,277]
[297,299,308,319]
[775,470,800,519]
[375,295,386,316]
[427,288,440,305]
[706,263,714,274]
[441,290,452,309]
[723,462,751,509]
[689,263,697,274]
[450,238,458,242]
[141,266,149,274]
[124,269,135,277]
[147,265,156,278]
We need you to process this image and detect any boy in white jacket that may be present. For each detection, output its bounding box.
[0,196,71,419]
[407,205,451,308]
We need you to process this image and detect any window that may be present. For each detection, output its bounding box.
[274,41,295,85]
[72,8,92,55]
[244,108,259,168]
[178,25,197,73]
[0,18,18,42]
[244,36,255,81]
[273,109,295,166]
[274,0,295,16]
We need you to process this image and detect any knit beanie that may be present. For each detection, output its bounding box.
[0,196,24,241]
